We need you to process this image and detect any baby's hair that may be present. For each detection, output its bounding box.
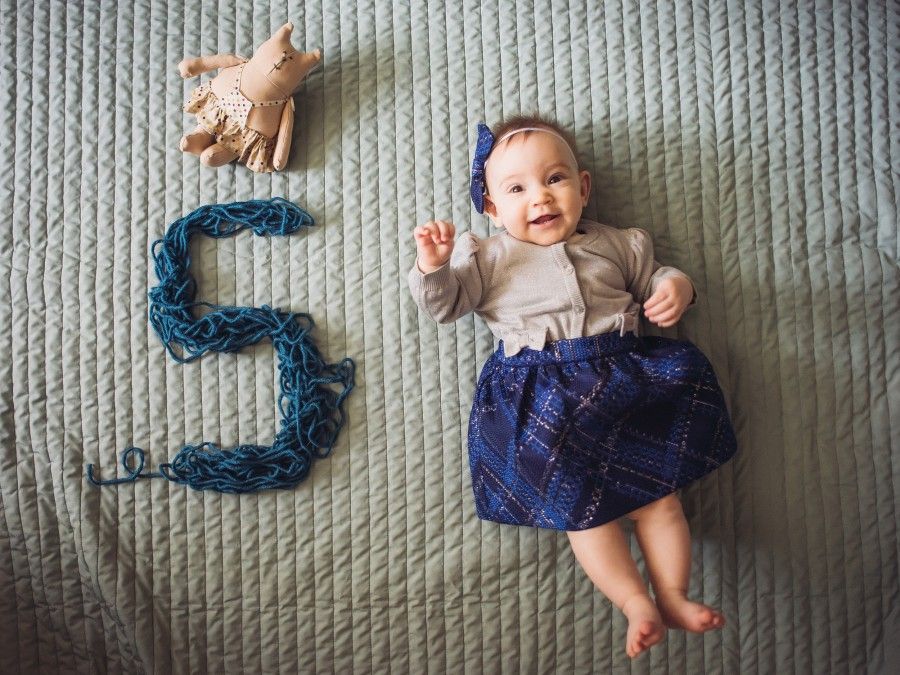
[490,114,581,170]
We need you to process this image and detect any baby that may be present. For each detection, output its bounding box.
[408,114,738,658]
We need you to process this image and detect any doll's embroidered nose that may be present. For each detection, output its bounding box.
[269,51,294,74]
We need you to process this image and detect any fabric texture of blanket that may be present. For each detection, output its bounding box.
[0,1,897,673]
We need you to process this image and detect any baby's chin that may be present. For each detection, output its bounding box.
[505,222,579,246]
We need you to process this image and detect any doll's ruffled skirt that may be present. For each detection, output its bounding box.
[468,332,738,531]
[184,82,276,173]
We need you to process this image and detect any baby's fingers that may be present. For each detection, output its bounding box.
[414,220,455,245]
[413,226,434,245]
[648,306,682,327]
[430,220,455,243]
[645,291,677,322]
[644,294,670,319]
[643,288,670,311]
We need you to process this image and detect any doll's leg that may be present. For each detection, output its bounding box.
[200,144,239,168]
[627,493,725,633]
[180,125,215,155]
[567,522,666,658]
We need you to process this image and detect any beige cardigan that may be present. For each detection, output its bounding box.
[408,220,694,355]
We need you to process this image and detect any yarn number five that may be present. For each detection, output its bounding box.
[87,199,355,493]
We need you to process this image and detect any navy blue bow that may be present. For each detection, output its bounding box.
[470,123,494,213]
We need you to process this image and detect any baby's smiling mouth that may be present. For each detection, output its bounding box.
[531,214,558,225]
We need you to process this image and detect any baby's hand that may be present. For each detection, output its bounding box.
[644,276,693,327]
[414,220,456,273]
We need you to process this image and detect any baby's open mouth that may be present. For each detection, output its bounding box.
[531,214,558,225]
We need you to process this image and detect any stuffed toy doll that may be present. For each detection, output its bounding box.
[179,22,321,172]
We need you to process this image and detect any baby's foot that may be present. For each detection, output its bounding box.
[655,591,726,633]
[622,594,666,658]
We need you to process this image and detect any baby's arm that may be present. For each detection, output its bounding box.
[622,228,695,328]
[414,220,456,273]
[643,275,694,328]
[409,222,484,324]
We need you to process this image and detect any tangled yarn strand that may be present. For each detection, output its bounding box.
[87,198,355,494]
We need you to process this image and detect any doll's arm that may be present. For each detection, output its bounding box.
[178,54,244,78]
[272,98,295,171]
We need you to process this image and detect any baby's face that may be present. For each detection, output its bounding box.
[483,131,590,246]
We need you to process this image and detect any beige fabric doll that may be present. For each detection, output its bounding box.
[179,22,321,172]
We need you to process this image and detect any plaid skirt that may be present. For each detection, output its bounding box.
[468,333,737,531]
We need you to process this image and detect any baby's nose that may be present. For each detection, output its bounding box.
[533,187,552,204]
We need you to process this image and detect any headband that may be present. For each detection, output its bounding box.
[469,124,577,213]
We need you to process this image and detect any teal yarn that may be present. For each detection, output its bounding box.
[87,198,355,493]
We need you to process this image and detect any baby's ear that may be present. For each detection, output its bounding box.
[482,196,503,228]
[580,170,592,206]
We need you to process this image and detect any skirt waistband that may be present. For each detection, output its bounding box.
[497,332,644,365]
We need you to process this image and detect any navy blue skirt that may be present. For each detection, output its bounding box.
[468,333,737,531]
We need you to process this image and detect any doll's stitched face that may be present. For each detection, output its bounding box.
[268,50,295,74]
[482,131,590,246]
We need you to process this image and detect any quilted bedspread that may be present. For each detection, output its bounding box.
[1,1,897,673]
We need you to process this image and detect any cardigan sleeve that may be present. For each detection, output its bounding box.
[408,232,485,324]
[624,228,697,305]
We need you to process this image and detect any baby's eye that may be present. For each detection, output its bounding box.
[549,174,565,184]
[508,185,524,193]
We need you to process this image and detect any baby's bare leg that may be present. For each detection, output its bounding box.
[628,493,725,633]
[567,522,665,658]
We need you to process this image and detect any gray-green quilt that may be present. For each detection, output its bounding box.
[1,1,897,672]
